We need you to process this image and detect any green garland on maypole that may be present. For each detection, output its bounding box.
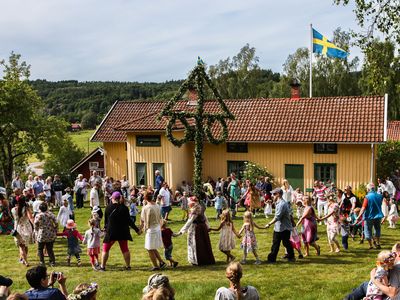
[158,57,235,197]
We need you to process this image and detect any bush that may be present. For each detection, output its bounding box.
[377,141,400,179]
[242,161,275,185]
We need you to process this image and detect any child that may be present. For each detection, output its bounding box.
[350,207,364,242]
[318,196,341,253]
[295,199,305,220]
[213,191,226,220]
[91,206,102,229]
[179,191,189,221]
[238,211,264,264]
[161,220,178,268]
[62,187,74,220]
[340,216,350,250]
[56,199,72,229]
[387,199,399,228]
[209,209,240,263]
[129,198,138,224]
[264,195,272,218]
[365,250,396,300]
[83,218,104,270]
[57,219,84,266]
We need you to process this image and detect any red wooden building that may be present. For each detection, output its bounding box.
[70,147,105,179]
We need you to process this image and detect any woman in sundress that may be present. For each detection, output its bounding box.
[11,196,34,266]
[296,195,320,257]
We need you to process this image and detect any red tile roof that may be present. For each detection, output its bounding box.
[91,96,385,143]
[388,121,400,141]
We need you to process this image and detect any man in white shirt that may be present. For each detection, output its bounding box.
[90,182,100,208]
[378,178,396,198]
[159,182,172,220]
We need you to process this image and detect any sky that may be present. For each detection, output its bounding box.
[0,0,361,82]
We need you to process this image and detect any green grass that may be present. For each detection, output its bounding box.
[0,206,398,299]
[69,130,101,155]
[27,130,100,164]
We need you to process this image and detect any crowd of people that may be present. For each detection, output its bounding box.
[1,169,400,299]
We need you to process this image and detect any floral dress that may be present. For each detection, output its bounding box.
[11,207,33,246]
[240,224,257,253]
[218,222,236,251]
[327,203,340,235]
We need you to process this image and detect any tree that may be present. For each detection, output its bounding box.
[0,53,50,188]
[81,111,98,129]
[377,140,400,179]
[242,161,275,185]
[43,119,85,186]
[271,28,361,98]
[359,40,400,119]
[159,60,234,197]
[208,44,280,99]
[334,0,400,46]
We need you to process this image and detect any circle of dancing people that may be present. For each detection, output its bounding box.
[2,169,400,299]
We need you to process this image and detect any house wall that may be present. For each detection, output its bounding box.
[110,135,374,191]
[202,143,373,190]
[75,151,105,179]
[126,132,194,190]
[103,142,128,180]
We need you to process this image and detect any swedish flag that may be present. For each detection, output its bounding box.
[313,28,348,59]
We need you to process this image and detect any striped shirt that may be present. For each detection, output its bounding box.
[314,186,327,202]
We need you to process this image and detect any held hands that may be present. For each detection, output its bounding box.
[265,223,271,229]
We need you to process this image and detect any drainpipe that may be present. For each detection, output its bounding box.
[370,144,374,183]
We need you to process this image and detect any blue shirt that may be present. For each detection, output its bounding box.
[274,198,293,232]
[364,190,384,220]
[25,287,66,300]
[214,196,225,210]
[33,182,44,197]
[155,175,164,190]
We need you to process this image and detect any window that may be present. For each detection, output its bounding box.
[314,163,336,183]
[89,162,99,169]
[136,135,161,147]
[227,161,247,179]
[135,163,147,186]
[227,143,248,153]
[152,163,165,185]
[314,144,337,154]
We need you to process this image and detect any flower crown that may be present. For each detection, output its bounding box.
[67,283,98,300]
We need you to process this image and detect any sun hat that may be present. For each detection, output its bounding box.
[66,219,77,229]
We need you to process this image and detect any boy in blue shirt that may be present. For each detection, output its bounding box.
[214,191,227,220]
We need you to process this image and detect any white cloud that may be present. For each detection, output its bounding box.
[0,0,361,81]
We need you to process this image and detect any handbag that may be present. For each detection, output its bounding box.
[289,228,302,251]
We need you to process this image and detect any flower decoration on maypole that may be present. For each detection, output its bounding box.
[157,57,235,197]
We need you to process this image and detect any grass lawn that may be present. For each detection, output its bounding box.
[69,130,101,155]
[27,130,100,164]
[0,205,398,299]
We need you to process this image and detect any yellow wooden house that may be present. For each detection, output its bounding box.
[91,93,387,191]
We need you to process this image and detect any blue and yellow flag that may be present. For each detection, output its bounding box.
[313,28,348,59]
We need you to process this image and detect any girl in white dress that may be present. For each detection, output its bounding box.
[209,209,240,263]
[57,199,72,229]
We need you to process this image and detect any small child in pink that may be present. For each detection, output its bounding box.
[83,218,104,270]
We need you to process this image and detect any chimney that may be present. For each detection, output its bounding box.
[186,87,198,106]
[289,78,301,99]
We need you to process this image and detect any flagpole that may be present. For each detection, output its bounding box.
[309,23,313,98]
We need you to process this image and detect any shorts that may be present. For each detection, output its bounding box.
[161,206,172,218]
[102,240,129,254]
[164,244,173,260]
[364,218,381,240]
